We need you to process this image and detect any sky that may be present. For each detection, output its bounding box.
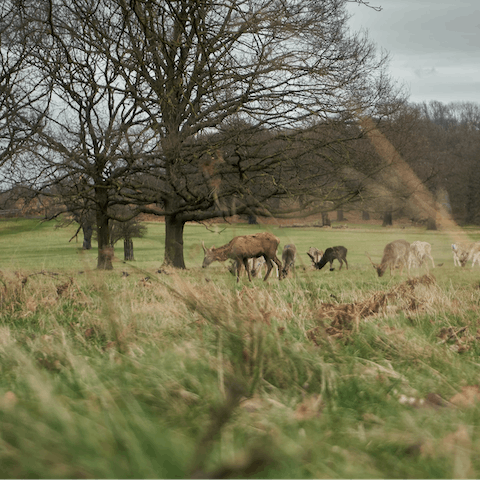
[346,0,480,106]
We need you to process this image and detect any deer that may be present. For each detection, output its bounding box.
[202,232,283,282]
[452,242,480,267]
[307,247,323,266]
[472,246,480,267]
[281,244,297,277]
[366,239,410,277]
[227,256,278,278]
[307,246,348,271]
[408,241,435,270]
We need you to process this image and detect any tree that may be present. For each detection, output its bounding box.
[8,0,403,269]
[416,101,480,226]
[12,0,159,269]
[83,0,402,267]
[109,213,147,261]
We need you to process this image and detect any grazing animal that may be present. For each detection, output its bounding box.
[366,239,410,277]
[202,232,283,282]
[227,256,277,278]
[308,246,348,271]
[408,241,435,270]
[307,247,323,266]
[282,244,297,277]
[452,242,480,267]
[472,246,480,267]
[251,256,279,278]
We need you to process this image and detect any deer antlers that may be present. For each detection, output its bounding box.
[365,251,376,267]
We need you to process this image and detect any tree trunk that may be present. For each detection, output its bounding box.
[382,207,393,227]
[336,209,344,221]
[322,212,331,226]
[362,210,370,221]
[164,215,186,268]
[124,238,134,261]
[96,189,113,270]
[82,223,93,250]
[426,218,437,230]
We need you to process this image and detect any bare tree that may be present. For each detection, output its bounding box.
[85,0,403,267]
[8,0,403,269]
[419,101,480,225]
[11,0,159,269]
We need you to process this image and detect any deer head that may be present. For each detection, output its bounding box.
[365,251,384,277]
[202,241,216,267]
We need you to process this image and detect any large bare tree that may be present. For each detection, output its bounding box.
[100,0,402,267]
[9,0,403,269]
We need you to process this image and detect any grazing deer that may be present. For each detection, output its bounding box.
[282,244,297,277]
[408,241,435,270]
[202,232,283,282]
[308,246,348,271]
[452,242,480,267]
[366,239,410,277]
[472,247,480,267]
[227,256,278,278]
[307,247,323,266]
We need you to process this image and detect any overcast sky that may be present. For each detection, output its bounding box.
[346,0,480,106]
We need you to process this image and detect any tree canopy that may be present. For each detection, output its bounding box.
[2,0,405,268]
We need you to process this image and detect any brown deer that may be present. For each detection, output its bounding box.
[366,239,410,277]
[281,244,297,277]
[202,232,283,282]
[308,246,348,271]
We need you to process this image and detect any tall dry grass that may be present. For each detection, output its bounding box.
[1,249,480,477]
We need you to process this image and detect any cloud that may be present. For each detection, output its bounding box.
[346,0,480,104]
[413,67,437,78]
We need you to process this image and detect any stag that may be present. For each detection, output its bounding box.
[202,232,283,282]
[366,239,410,277]
[307,246,348,271]
[307,247,323,266]
[281,244,297,277]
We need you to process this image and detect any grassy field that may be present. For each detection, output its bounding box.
[1,217,480,478]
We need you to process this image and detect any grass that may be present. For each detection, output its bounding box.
[1,217,480,478]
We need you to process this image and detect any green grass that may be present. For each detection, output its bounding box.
[1,217,480,478]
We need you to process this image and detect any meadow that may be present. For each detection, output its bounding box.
[1,217,480,478]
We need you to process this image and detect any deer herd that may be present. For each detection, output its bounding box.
[201,232,480,282]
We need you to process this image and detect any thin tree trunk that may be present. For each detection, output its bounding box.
[164,215,186,268]
[82,223,93,250]
[124,238,134,261]
[336,209,344,221]
[382,206,393,227]
[96,189,113,270]
[362,210,370,221]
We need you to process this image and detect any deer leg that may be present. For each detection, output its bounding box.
[243,258,252,282]
[338,259,343,270]
[274,256,283,279]
[235,259,243,283]
[344,258,348,270]
[263,258,273,281]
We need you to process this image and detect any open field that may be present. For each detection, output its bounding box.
[1,218,480,478]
